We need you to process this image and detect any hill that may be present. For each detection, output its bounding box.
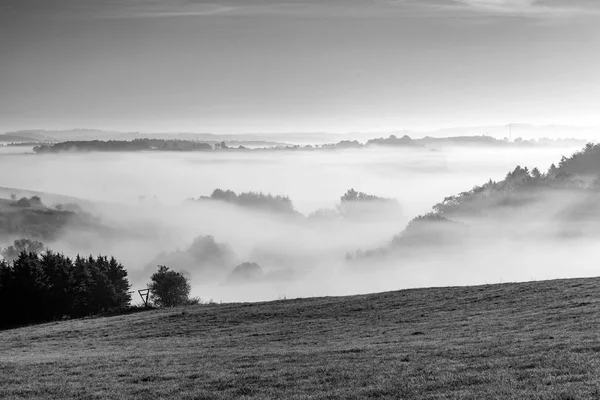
[1,130,287,146]
[349,142,600,262]
[0,193,101,242]
[0,134,41,143]
[2,277,600,399]
[33,139,213,153]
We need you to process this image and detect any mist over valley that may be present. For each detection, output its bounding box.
[1,139,593,302]
[4,1,600,396]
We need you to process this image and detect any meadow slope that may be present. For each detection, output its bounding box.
[2,277,600,399]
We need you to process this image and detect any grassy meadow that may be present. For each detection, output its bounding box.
[2,277,600,399]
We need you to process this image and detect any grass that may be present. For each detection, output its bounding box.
[2,277,600,399]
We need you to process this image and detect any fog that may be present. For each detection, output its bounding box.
[0,145,578,216]
[0,143,592,303]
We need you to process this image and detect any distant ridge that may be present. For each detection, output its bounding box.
[2,124,597,144]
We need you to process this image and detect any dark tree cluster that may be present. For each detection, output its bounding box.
[11,196,44,208]
[340,188,393,203]
[33,139,213,153]
[366,135,419,147]
[555,142,600,177]
[201,189,299,215]
[0,250,131,329]
[334,140,363,149]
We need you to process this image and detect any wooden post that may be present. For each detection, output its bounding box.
[138,289,150,307]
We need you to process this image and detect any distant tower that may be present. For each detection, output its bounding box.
[509,124,512,141]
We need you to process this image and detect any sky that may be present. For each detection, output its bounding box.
[1,0,600,134]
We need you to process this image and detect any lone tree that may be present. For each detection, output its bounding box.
[148,265,191,307]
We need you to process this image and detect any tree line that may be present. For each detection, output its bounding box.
[348,142,600,262]
[0,238,200,329]
[33,139,213,153]
[197,189,300,215]
[0,250,131,329]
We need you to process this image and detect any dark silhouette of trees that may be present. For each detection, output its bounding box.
[34,139,212,153]
[366,135,420,147]
[340,188,390,203]
[0,249,131,329]
[334,140,363,149]
[148,265,191,307]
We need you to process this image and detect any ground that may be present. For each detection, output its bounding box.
[2,277,600,399]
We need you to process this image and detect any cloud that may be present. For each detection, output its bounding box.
[0,0,243,19]
[444,0,600,16]
[3,0,599,19]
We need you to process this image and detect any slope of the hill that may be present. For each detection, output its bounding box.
[2,277,600,399]
[349,143,600,263]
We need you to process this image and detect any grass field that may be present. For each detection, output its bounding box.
[2,277,600,399]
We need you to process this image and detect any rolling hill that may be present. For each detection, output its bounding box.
[1,277,600,399]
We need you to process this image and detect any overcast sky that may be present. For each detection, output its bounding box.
[1,0,599,134]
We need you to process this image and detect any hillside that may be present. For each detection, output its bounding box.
[0,193,102,242]
[0,134,38,143]
[349,142,600,262]
[2,277,600,399]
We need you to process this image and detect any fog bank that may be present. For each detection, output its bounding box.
[1,144,592,303]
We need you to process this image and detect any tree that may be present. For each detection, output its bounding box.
[1,239,45,262]
[148,265,191,307]
[29,196,43,207]
[15,197,32,207]
[228,262,262,284]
